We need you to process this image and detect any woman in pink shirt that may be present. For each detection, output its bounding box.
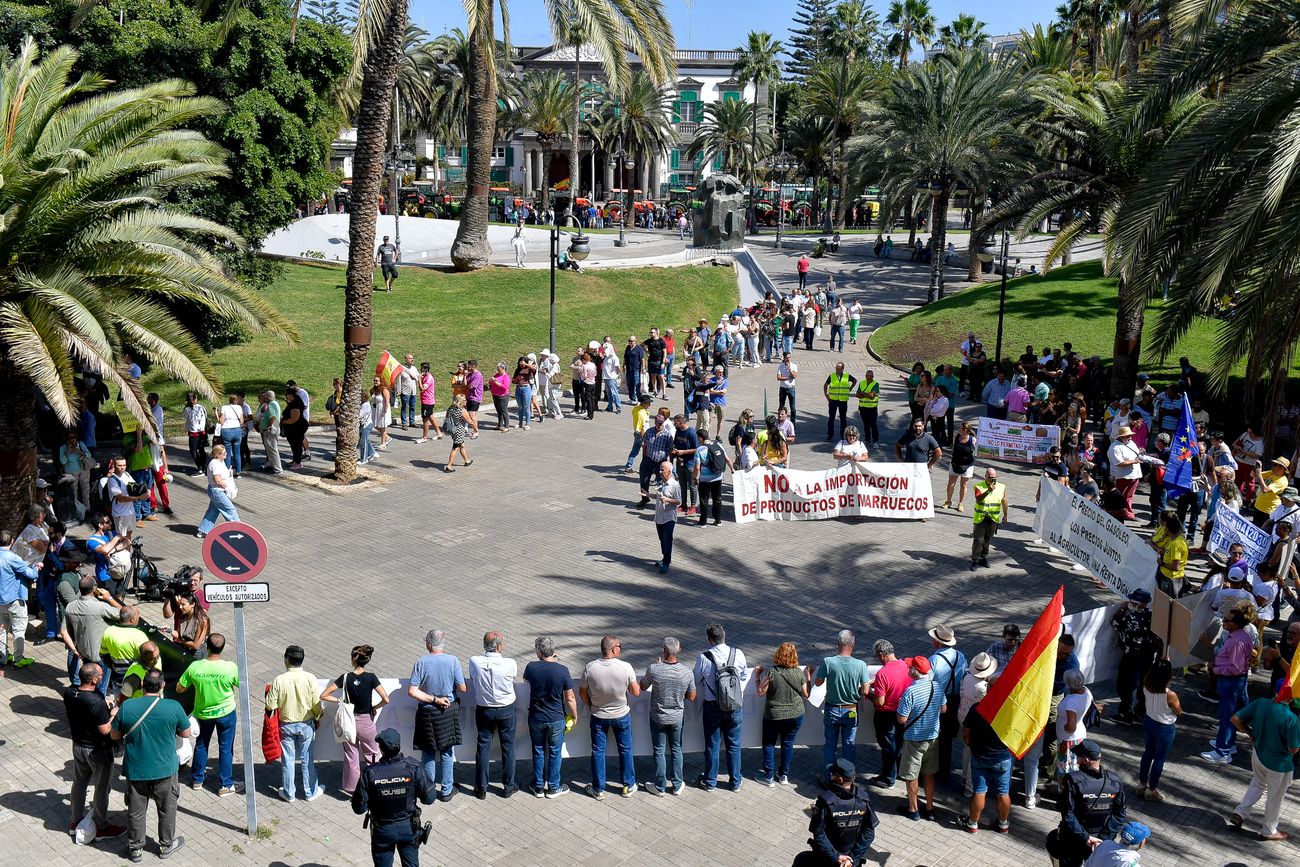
[416,362,442,442]
[1128,412,1150,452]
[489,362,512,431]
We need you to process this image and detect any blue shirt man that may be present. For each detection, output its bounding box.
[1,532,40,667]
[1156,388,1183,432]
[896,666,942,742]
[671,420,699,469]
[407,632,467,799]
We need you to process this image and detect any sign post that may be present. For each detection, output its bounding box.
[202,521,270,837]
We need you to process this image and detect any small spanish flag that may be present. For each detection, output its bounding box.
[1276,646,1300,704]
[977,586,1064,757]
[375,350,401,388]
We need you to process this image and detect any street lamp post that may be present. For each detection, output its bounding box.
[548,220,591,352]
[613,138,634,248]
[993,227,1010,367]
[773,143,795,250]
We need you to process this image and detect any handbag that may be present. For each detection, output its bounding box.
[261,684,282,762]
[333,673,358,745]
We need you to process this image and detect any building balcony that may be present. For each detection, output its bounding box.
[675,49,740,62]
[676,121,700,136]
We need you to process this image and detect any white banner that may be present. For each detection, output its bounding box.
[975,417,1061,464]
[731,463,934,524]
[1208,506,1273,577]
[1033,477,1157,599]
[1061,603,1124,685]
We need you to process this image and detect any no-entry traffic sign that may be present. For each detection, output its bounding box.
[201,521,269,582]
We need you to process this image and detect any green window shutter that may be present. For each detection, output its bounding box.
[672,100,681,123]
[437,146,445,159]
[694,152,704,170]
[722,91,741,102]
[505,146,514,167]
[713,153,724,170]
[460,146,468,163]
[670,149,680,170]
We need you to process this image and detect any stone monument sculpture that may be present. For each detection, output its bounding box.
[692,173,745,249]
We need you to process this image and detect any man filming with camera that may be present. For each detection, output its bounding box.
[352,728,435,867]
[161,566,209,621]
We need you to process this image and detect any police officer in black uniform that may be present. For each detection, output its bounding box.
[352,728,436,867]
[1046,740,1127,867]
[793,759,878,867]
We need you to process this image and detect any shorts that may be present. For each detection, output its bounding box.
[381,263,398,279]
[421,403,436,419]
[898,738,939,781]
[951,464,974,479]
[970,756,1012,795]
[112,514,134,536]
[648,363,664,376]
[466,399,481,412]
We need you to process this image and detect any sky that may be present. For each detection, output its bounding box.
[406,0,1063,51]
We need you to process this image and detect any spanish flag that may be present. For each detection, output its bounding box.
[375,350,402,388]
[977,586,1064,757]
[1276,647,1300,704]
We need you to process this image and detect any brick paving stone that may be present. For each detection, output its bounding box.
[0,238,1292,866]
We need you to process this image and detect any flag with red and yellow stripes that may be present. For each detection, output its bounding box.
[375,350,402,389]
[1276,647,1300,705]
[977,586,1064,757]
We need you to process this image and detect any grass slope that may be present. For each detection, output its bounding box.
[871,260,1297,387]
[145,262,737,425]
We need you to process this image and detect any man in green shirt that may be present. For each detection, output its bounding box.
[116,641,162,704]
[814,629,871,772]
[99,606,148,695]
[177,634,241,795]
[1229,697,1300,840]
[112,669,190,862]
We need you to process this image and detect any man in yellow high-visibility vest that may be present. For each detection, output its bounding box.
[823,362,857,444]
[970,468,1009,571]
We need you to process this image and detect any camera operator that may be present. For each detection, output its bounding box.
[162,567,209,621]
[352,728,435,867]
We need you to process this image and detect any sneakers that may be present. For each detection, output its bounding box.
[588,783,605,800]
[189,780,204,790]
[641,782,663,797]
[896,804,921,821]
[129,849,145,863]
[532,785,546,799]
[996,819,1010,834]
[10,656,33,668]
[544,784,569,799]
[776,775,790,786]
[1024,794,1037,810]
[962,817,978,834]
[761,774,776,788]
[276,787,293,802]
[1200,750,1231,764]
[217,784,244,797]
[415,437,428,444]
[159,837,186,860]
[696,775,715,791]
[670,780,685,795]
[1206,739,1237,755]
[620,784,634,798]
[1143,787,1165,802]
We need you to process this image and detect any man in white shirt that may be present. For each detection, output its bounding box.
[959,331,975,397]
[395,354,420,429]
[106,457,147,540]
[601,341,622,413]
[1107,427,1145,521]
[693,622,752,792]
[469,631,518,798]
[777,352,798,419]
[182,393,208,475]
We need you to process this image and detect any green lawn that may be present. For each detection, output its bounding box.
[144,261,737,430]
[871,260,1296,385]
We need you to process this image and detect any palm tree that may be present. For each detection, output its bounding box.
[937,13,990,54]
[1016,23,1074,72]
[510,71,573,197]
[853,50,1032,304]
[884,0,936,69]
[733,31,784,229]
[0,40,296,527]
[803,60,884,228]
[817,0,879,230]
[1113,0,1300,430]
[594,71,676,192]
[687,98,771,177]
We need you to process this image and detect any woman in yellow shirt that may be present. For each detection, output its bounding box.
[759,415,788,468]
[1151,510,1188,595]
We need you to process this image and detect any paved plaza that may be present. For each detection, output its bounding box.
[0,238,1291,866]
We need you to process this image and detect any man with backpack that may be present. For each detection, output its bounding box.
[695,429,733,527]
[693,622,751,791]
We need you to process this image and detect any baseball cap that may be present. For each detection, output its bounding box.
[376,728,402,756]
[1119,821,1151,846]
[908,656,931,675]
[35,478,49,489]
[829,757,856,778]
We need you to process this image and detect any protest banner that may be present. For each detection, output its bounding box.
[1062,603,1123,684]
[1207,506,1272,575]
[732,463,934,524]
[1033,477,1157,599]
[975,417,1061,464]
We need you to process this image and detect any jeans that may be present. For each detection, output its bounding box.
[625,433,642,469]
[746,336,759,364]
[399,393,418,427]
[187,432,207,473]
[130,468,154,520]
[193,711,236,788]
[590,713,636,791]
[779,387,796,420]
[421,747,456,796]
[515,385,534,426]
[829,324,844,351]
[1213,674,1248,755]
[803,327,815,351]
[702,700,742,787]
[371,818,420,867]
[220,428,243,474]
[127,774,178,855]
[603,378,621,412]
[278,720,319,799]
[665,353,675,383]
[655,520,675,566]
[529,718,565,793]
[873,708,902,784]
[782,334,794,355]
[761,715,803,780]
[474,704,516,791]
[626,370,642,403]
[359,422,375,462]
[1139,716,1175,789]
[823,705,859,768]
[37,574,60,638]
[198,485,240,535]
[650,719,684,788]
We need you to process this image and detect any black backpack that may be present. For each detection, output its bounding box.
[706,441,727,474]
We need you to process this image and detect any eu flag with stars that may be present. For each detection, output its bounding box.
[1163,394,1198,498]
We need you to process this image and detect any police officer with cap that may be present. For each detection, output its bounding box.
[794,758,877,867]
[352,728,436,867]
[1084,821,1150,866]
[1046,740,1127,867]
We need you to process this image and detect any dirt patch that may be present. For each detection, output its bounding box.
[874,321,963,368]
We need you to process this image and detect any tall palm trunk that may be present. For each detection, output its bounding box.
[965,192,986,282]
[0,359,39,531]
[567,52,581,226]
[451,9,497,271]
[1124,5,1141,81]
[926,185,950,303]
[905,196,917,247]
[1108,276,1143,399]
[749,100,759,234]
[336,0,409,482]
[826,57,849,232]
[898,25,910,70]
